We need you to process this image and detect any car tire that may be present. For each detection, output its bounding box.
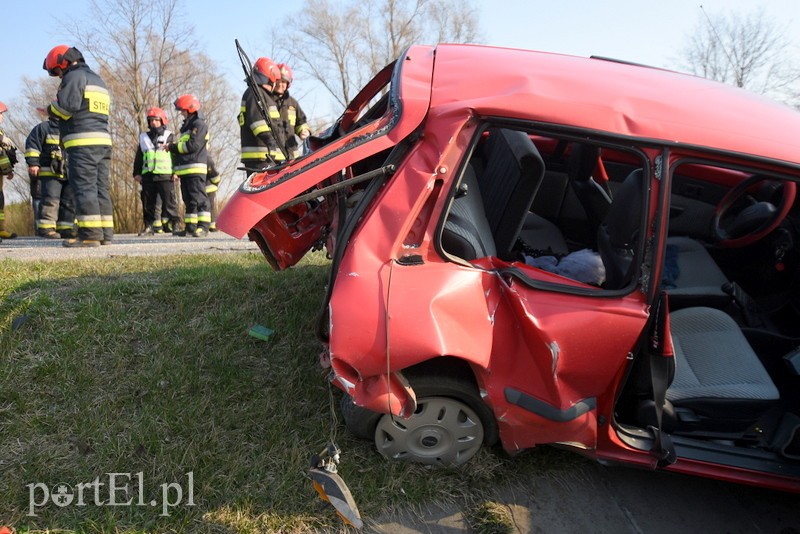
[340,393,383,440]
[373,372,498,467]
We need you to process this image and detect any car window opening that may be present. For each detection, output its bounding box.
[440,126,647,291]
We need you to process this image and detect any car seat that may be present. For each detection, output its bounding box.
[596,168,645,289]
[475,128,546,261]
[665,306,780,433]
[596,167,731,302]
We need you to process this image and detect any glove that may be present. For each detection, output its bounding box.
[50,147,63,175]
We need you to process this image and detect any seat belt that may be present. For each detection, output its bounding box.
[647,292,677,467]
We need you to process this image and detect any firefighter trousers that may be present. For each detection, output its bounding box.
[141,175,179,229]
[0,184,5,231]
[67,145,114,241]
[179,174,210,233]
[37,177,76,235]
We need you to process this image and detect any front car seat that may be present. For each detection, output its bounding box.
[666,306,780,433]
[663,236,730,308]
[597,169,645,289]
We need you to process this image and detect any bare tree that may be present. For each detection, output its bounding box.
[61,0,240,232]
[278,0,482,111]
[679,7,799,106]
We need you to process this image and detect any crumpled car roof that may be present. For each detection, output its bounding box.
[429,44,800,165]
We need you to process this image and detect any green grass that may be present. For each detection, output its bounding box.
[465,501,514,534]
[0,251,583,533]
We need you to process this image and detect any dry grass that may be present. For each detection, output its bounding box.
[0,251,584,533]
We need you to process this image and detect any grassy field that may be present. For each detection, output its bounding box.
[0,251,582,533]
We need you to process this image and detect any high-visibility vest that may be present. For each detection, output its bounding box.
[0,150,11,174]
[139,130,173,175]
[0,129,13,174]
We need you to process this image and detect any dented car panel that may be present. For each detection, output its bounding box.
[219,43,800,491]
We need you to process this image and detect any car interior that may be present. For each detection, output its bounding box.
[438,124,800,468]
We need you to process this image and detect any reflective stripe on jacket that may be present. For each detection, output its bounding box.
[0,128,17,174]
[171,112,208,176]
[238,85,285,164]
[139,130,173,174]
[50,63,112,148]
[25,119,65,179]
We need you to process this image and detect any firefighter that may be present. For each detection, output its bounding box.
[44,45,113,247]
[0,101,19,241]
[168,94,210,237]
[133,107,180,236]
[25,107,76,238]
[28,107,47,231]
[205,153,220,231]
[239,57,285,172]
[274,63,311,160]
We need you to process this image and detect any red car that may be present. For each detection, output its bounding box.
[219,44,800,492]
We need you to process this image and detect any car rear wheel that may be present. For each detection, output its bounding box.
[340,393,382,440]
[374,373,496,467]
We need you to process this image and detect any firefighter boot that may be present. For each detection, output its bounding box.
[63,238,101,248]
[138,225,155,237]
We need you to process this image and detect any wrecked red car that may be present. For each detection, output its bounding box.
[219,44,800,492]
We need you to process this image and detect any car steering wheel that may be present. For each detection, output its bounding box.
[712,175,796,248]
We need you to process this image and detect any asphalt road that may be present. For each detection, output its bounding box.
[0,232,259,261]
[371,460,800,533]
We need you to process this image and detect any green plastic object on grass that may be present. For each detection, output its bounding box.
[248,324,274,342]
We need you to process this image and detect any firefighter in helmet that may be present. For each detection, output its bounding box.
[133,106,180,235]
[168,94,210,237]
[25,105,76,238]
[238,56,285,172]
[44,44,114,247]
[274,63,311,160]
[0,101,19,241]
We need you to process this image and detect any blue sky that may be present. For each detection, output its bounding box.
[1,0,798,124]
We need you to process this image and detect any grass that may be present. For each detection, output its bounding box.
[464,501,514,534]
[0,251,584,533]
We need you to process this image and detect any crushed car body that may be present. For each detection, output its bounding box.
[219,44,800,492]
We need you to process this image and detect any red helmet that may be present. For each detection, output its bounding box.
[277,63,293,85]
[174,94,200,114]
[146,106,168,124]
[252,57,280,86]
[43,45,71,76]
[0,102,7,114]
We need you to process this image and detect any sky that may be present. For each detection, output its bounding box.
[1,0,798,126]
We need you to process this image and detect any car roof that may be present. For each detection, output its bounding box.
[426,44,800,166]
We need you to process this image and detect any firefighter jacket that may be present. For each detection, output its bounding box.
[133,126,174,181]
[170,112,208,176]
[0,128,18,175]
[49,62,112,149]
[206,154,220,194]
[238,85,285,167]
[25,118,64,179]
[275,90,310,159]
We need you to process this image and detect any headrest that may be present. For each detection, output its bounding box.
[567,143,599,183]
